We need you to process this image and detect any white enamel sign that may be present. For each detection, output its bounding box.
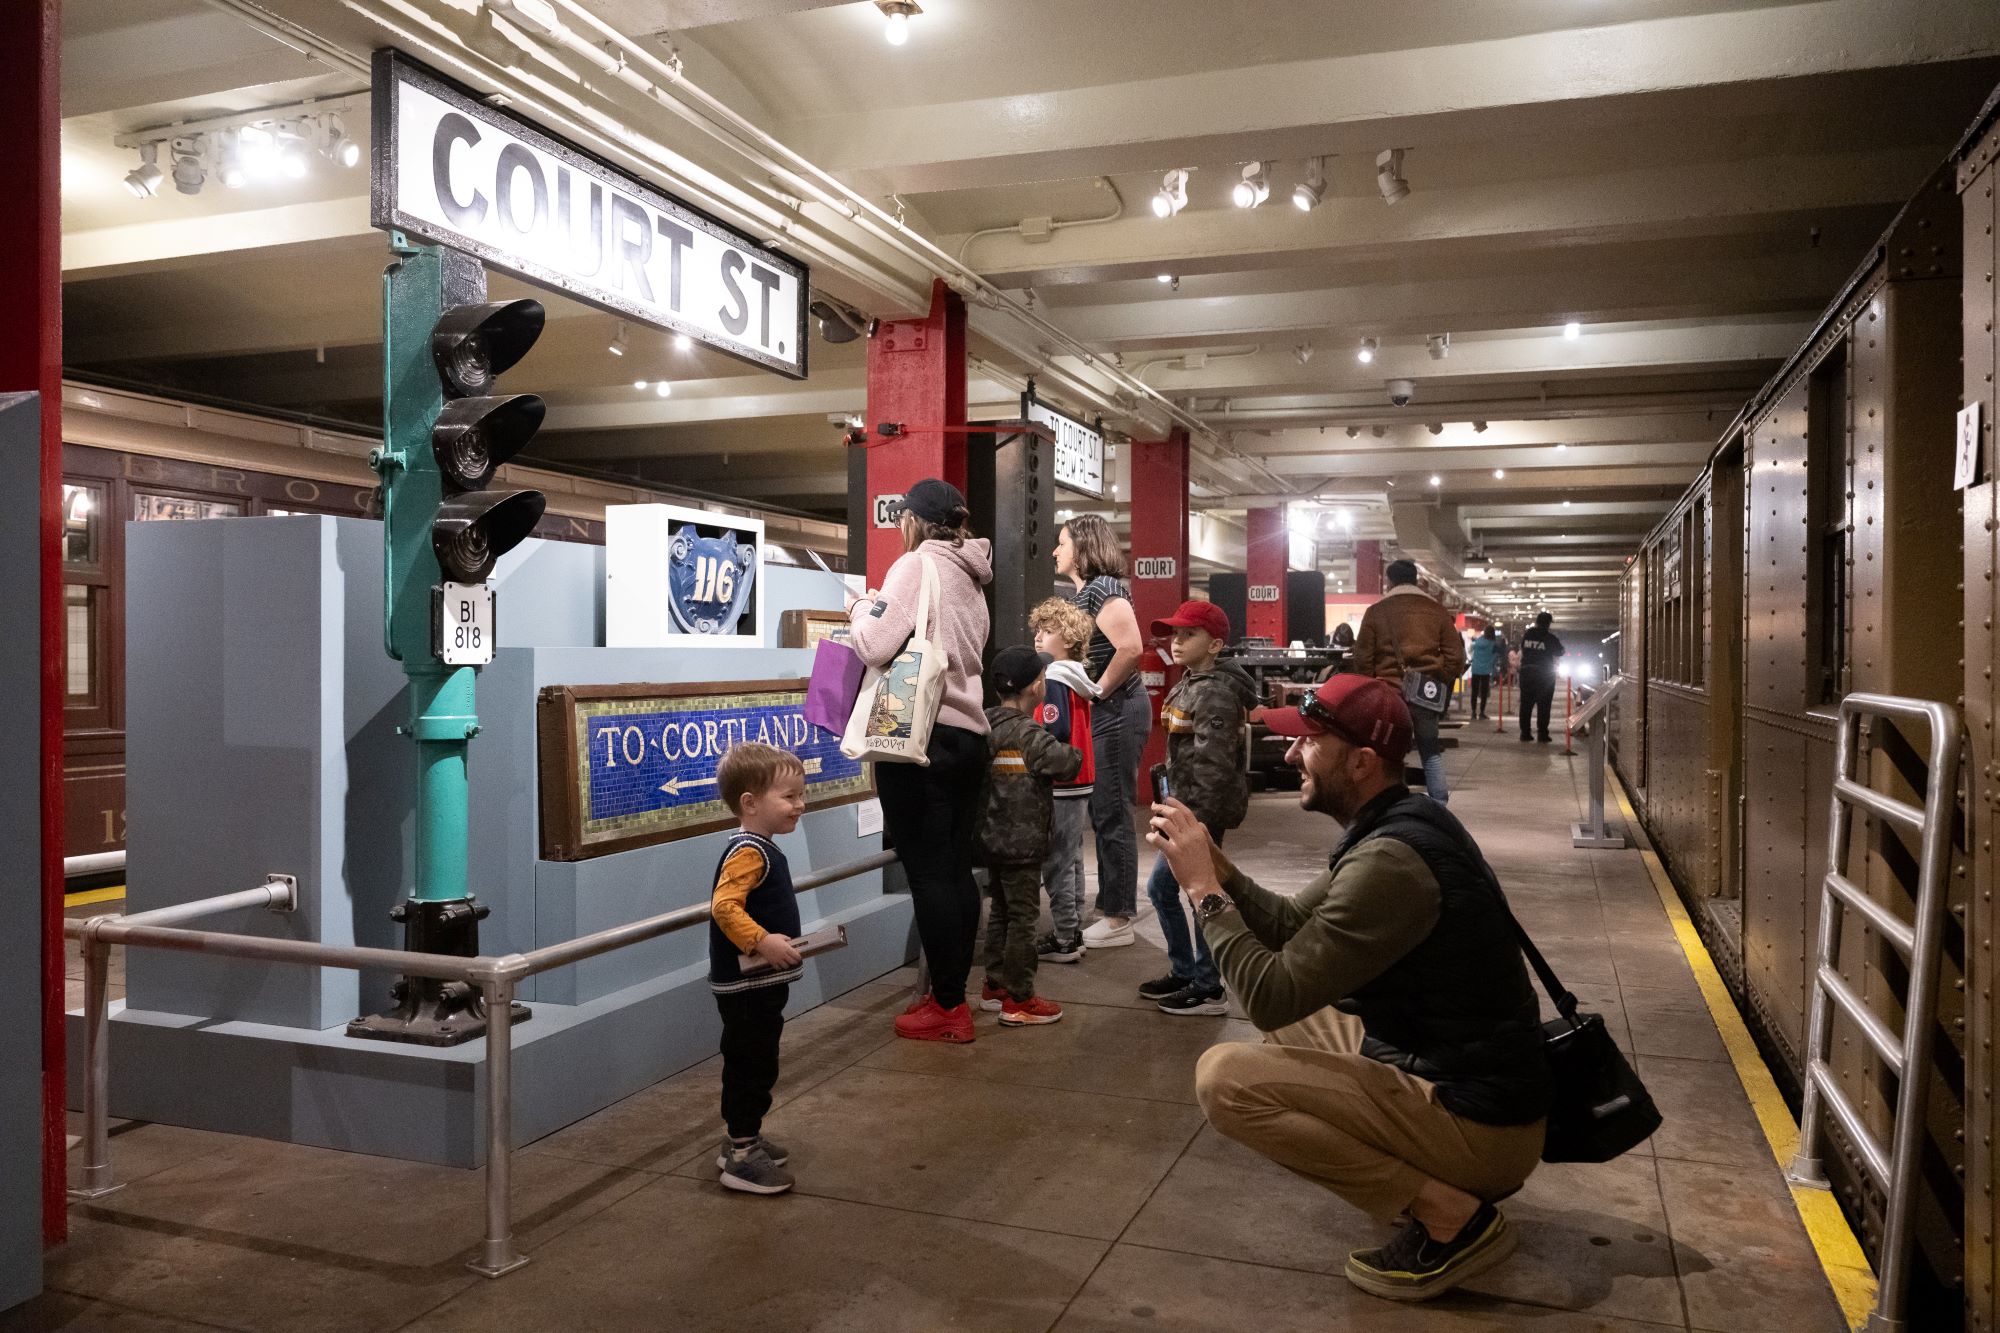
[1134,557,1178,580]
[1956,402,1984,491]
[373,50,807,380]
[1024,394,1105,498]
[1247,584,1281,603]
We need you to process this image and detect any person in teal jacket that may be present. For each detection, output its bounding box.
[1467,626,1500,720]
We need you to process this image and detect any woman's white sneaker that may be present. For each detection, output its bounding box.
[1082,917,1136,948]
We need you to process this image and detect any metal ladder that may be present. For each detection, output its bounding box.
[1786,693,1960,1333]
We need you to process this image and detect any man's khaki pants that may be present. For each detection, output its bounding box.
[1194,1007,1544,1223]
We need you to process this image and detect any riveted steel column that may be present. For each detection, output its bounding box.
[1129,428,1190,778]
[864,278,966,585]
[1244,507,1290,643]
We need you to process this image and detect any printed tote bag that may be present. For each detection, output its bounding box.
[841,555,946,765]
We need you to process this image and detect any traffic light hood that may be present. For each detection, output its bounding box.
[431,299,547,397]
[432,488,547,583]
[432,394,546,491]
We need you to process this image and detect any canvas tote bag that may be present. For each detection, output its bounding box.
[841,555,946,765]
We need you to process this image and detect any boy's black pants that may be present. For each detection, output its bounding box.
[716,983,789,1139]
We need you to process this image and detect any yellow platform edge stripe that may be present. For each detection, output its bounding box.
[63,885,126,908]
[1606,771,1877,1331]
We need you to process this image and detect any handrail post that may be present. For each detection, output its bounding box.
[68,920,121,1201]
[469,975,527,1277]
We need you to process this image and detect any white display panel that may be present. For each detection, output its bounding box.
[606,503,768,648]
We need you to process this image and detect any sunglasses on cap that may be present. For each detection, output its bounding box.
[1297,689,1372,750]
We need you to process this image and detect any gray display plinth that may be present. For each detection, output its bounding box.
[70,518,912,1166]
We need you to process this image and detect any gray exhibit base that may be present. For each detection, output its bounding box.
[66,893,912,1167]
[79,517,914,1167]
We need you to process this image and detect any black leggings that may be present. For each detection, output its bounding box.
[1519,674,1556,738]
[875,723,986,1009]
[1470,674,1491,716]
[716,983,788,1139]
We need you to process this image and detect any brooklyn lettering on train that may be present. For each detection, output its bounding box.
[371,49,808,379]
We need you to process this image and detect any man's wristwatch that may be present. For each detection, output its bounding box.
[1194,891,1236,926]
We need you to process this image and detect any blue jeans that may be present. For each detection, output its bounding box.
[1089,683,1152,918]
[1146,831,1222,994]
[1412,708,1448,804]
[1041,798,1089,943]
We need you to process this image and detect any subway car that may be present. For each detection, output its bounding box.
[1614,90,1998,1329]
[56,380,846,881]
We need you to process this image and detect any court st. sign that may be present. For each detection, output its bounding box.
[372,50,808,380]
[537,680,871,859]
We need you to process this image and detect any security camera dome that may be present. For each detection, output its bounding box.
[1386,378,1416,407]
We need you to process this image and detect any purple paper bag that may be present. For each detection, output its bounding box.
[804,637,865,736]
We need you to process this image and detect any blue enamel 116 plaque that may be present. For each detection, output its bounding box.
[538,679,871,860]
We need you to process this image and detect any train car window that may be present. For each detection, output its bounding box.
[65,584,98,703]
[1806,343,1851,707]
[60,483,102,566]
[133,491,247,523]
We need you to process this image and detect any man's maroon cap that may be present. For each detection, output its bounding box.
[1150,599,1231,642]
[1263,675,1413,765]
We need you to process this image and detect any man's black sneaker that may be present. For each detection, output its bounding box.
[1137,974,1186,1001]
[1538,734,1553,744]
[1157,986,1229,1016]
[1344,1204,1514,1302]
[1518,734,1533,743]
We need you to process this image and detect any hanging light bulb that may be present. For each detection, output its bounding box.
[876,1,920,45]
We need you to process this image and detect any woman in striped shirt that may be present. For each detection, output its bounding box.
[1055,514,1150,948]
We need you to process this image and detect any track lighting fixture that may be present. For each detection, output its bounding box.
[1428,474,1442,488]
[1371,425,1385,439]
[1426,423,1444,436]
[608,321,629,357]
[1563,321,1582,340]
[123,144,163,198]
[1376,148,1410,204]
[1292,157,1326,212]
[1346,426,1360,439]
[633,380,649,390]
[1426,333,1449,361]
[654,381,673,398]
[1356,337,1378,365]
[674,333,693,351]
[169,139,205,195]
[1151,169,1190,218]
[809,298,878,344]
[1472,421,1488,433]
[1493,469,1505,480]
[876,0,920,45]
[1157,273,1173,284]
[1232,161,1271,209]
[1293,343,1314,366]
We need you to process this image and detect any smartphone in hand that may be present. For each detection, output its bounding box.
[1149,763,1172,805]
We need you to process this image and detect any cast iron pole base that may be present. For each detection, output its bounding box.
[346,895,530,1047]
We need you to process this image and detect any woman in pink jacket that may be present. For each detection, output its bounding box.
[846,479,993,1043]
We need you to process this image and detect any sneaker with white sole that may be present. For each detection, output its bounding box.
[1137,974,1186,1001]
[1082,917,1136,948]
[714,1135,789,1169]
[1036,932,1086,963]
[1157,986,1229,1016]
[1344,1204,1515,1301]
[718,1142,794,1195]
[978,982,1009,1012]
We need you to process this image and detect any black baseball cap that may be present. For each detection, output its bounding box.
[902,477,968,525]
[990,645,1052,695]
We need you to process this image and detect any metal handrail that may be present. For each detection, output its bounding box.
[65,848,899,1277]
[1785,692,1959,1333]
[1570,678,1627,850]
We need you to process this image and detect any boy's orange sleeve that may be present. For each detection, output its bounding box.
[710,844,770,953]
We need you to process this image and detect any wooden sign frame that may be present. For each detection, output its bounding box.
[778,609,851,649]
[537,678,872,861]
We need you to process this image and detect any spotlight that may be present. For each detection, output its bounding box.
[1371,425,1385,438]
[809,298,877,344]
[1562,499,1572,508]
[1151,168,1190,218]
[1555,442,1568,451]
[1345,426,1360,438]
[1232,161,1270,209]
[1157,273,1173,284]
[1293,343,1314,366]
[653,381,673,398]
[1563,321,1582,340]
[1426,422,1444,436]
[237,124,277,179]
[217,131,247,188]
[1493,469,1505,480]
[123,144,163,198]
[1376,148,1410,204]
[1425,333,1449,361]
[633,380,649,390]
[674,333,692,351]
[170,140,205,195]
[1428,474,1442,488]
[876,0,920,45]
[276,123,311,179]
[1356,337,1377,365]
[1472,421,1488,433]
[322,112,362,168]
[1293,157,1326,211]
[608,321,629,357]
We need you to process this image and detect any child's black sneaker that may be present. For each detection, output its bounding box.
[1137,974,1185,1001]
[1157,986,1229,1016]
[1036,932,1086,963]
[1344,1203,1514,1301]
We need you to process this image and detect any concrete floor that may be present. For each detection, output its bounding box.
[17,719,1849,1332]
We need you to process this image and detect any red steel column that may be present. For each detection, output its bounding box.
[1354,539,1384,597]
[1127,427,1190,779]
[1244,506,1289,642]
[863,279,967,585]
[0,0,65,1245]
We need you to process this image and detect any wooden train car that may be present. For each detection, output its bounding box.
[1614,139,1973,1324]
[57,380,847,877]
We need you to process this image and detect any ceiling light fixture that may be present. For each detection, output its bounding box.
[633,380,649,390]
[1293,156,1327,212]
[1472,421,1488,433]
[1555,442,1568,451]
[1151,168,1190,218]
[1232,161,1271,209]
[1357,337,1378,365]
[1371,425,1386,439]
[123,144,163,198]
[276,122,311,179]
[1345,426,1360,439]
[217,131,247,189]
[1493,468,1505,479]
[1425,333,1449,361]
[1563,320,1582,340]
[1156,273,1173,284]
[1376,148,1410,204]
[1427,422,1444,436]
[1562,499,1572,508]
[1429,474,1442,488]
[169,139,205,195]
[876,0,920,45]
[1293,342,1314,366]
[809,298,878,344]
[608,321,629,357]
[674,333,693,351]
[653,381,673,398]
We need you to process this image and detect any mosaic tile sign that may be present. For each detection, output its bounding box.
[537,679,871,860]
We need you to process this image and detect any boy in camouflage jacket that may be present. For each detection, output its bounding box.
[1142,600,1258,1015]
[977,646,1084,1026]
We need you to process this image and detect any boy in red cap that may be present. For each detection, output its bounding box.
[1140,599,1258,1015]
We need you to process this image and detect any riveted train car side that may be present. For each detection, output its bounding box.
[1615,136,1977,1327]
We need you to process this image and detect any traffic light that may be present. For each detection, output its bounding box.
[428,300,547,586]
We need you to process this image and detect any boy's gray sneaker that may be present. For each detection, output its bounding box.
[1036,932,1086,963]
[715,1135,789,1169]
[718,1142,794,1195]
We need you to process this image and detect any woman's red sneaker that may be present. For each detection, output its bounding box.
[894,997,975,1043]
[998,994,1064,1026]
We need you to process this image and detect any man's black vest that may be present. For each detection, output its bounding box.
[1332,788,1552,1125]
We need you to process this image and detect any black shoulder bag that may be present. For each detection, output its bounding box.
[1509,920,1663,1163]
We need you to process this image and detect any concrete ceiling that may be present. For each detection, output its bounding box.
[53,0,2000,621]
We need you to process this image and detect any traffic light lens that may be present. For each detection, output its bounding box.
[432,395,546,491]
[432,489,548,583]
[431,299,546,399]
[440,342,494,396]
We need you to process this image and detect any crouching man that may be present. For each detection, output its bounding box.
[1146,675,1549,1302]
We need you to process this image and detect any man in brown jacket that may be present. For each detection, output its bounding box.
[1355,559,1465,803]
